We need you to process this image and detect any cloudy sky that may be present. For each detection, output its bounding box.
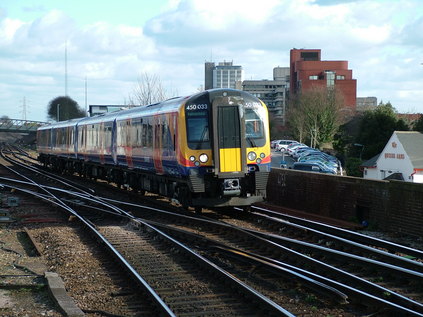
[1,0,423,122]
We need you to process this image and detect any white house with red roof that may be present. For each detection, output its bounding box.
[361,131,423,183]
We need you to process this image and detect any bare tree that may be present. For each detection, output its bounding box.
[286,102,307,143]
[287,87,344,148]
[128,72,169,106]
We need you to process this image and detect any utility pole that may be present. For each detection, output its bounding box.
[85,76,88,116]
[65,41,68,96]
[21,97,27,120]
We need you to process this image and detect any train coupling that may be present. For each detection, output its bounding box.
[222,178,241,196]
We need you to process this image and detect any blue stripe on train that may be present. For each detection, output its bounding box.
[115,155,186,177]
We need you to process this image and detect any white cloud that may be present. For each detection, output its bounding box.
[0,17,24,43]
[1,0,423,121]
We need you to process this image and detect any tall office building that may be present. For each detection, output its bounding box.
[204,61,243,90]
[290,49,357,109]
[242,67,290,124]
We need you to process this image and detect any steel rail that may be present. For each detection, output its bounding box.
[246,208,423,272]
[1,149,296,315]
[247,227,423,279]
[2,150,96,195]
[0,147,178,316]
[82,199,423,315]
[142,219,423,316]
[216,246,423,317]
[4,147,419,314]
[129,218,296,316]
[0,182,176,317]
[252,205,423,259]
[116,207,423,315]
[0,176,128,218]
[142,219,349,304]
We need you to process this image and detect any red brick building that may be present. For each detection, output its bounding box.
[290,49,357,110]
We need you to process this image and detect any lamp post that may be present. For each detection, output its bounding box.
[354,143,364,160]
[57,103,60,122]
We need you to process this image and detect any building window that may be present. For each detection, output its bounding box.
[309,75,318,80]
[301,52,319,61]
[325,71,335,87]
[336,75,345,80]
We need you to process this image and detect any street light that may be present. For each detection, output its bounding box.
[57,103,60,121]
[354,143,364,160]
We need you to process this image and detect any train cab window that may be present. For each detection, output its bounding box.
[245,108,265,147]
[186,110,210,149]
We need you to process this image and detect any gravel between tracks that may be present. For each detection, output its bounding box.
[0,188,137,317]
[1,179,422,316]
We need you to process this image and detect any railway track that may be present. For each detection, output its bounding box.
[0,145,294,316]
[1,144,423,316]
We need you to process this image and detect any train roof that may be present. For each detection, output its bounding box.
[114,95,189,121]
[37,118,80,130]
[36,89,265,131]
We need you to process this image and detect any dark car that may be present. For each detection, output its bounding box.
[292,161,336,174]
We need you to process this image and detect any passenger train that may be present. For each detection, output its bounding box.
[37,89,271,212]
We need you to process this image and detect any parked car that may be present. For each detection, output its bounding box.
[274,140,298,151]
[300,150,337,161]
[287,144,308,156]
[271,140,281,149]
[283,142,304,154]
[292,147,316,160]
[296,148,321,159]
[292,161,336,174]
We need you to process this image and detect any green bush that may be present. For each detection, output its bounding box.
[346,157,363,177]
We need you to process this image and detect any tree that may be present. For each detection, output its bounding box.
[286,87,344,148]
[127,72,170,106]
[413,114,423,132]
[47,96,86,121]
[355,102,409,159]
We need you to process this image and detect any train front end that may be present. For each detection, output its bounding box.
[178,89,271,210]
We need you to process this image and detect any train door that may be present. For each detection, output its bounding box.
[111,119,117,165]
[212,99,246,175]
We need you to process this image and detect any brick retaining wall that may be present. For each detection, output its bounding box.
[267,168,423,237]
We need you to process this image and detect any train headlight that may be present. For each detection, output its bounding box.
[256,158,262,164]
[260,153,265,158]
[189,156,196,162]
[248,151,257,161]
[194,161,200,166]
[199,153,208,163]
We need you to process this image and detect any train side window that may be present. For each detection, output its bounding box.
[51,129,57,147]
[104,123,112,148]
[147,118,153,148]
[162,121,169,150]
[141,123,147,147]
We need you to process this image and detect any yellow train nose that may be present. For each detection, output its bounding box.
[219,148,241,172]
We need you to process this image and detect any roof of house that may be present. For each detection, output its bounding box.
[396,131,423,169]
[361,154,380,168]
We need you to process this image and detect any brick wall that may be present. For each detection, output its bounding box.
[267,169,423,237]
